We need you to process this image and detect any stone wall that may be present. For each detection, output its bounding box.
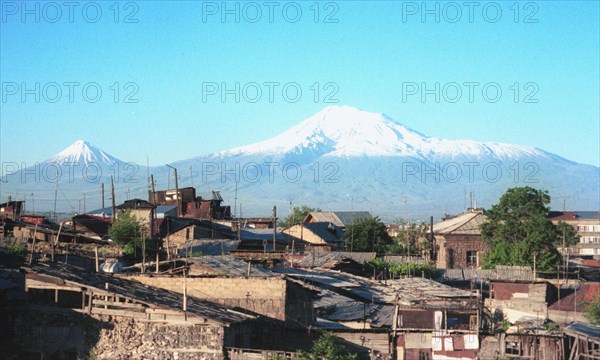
[6,310,227,360]
[444,234,488,269]
[124,275,291,321]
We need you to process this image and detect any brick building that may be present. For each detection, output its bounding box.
[433,209,488,269]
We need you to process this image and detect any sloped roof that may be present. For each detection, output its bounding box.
[118,199,155,210]
[181,239,241,256]
[298,251,376,268]
[87,206,113,217]
[156,205,177,214]
[564,322,600,339]
[433,210,487,235]
[24,264,248,325]
[548,283,600,312]
[239,228,287,242]
[305,212,372,228]
[188,255,275,277]
[549,211,600,221]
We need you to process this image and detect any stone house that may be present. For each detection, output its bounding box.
[432,209,488,269]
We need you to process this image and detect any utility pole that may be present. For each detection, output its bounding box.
[150,174,156,204]
[233,181,238,218]
[272,205,278,251]
[190,166,194,188]
[83,193,86,213]
[31,193,35,215]
[166,165,180,217]
[101,183,105,209]
[111,176,116,221]
[53,167,59,221]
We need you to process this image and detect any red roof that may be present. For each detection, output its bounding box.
[549,283,600,312]
[583,259,600,268]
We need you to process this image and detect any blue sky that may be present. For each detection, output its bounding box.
[1,0,599,167]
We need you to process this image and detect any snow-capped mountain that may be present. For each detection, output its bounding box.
[219,106,552,161]
[1,106,598,219]
[45,140,123,166]
[184,106,597,219]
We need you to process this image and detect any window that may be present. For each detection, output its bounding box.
[466,251,478,267]
[505,341,522,356]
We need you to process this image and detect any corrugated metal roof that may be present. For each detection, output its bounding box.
[87,207,113,216]
[275,267,476,309]
[24,264,249,325]
[564,322,600,339]
[181,239,241,256]
[433,211,486,235]
[156,205,177,214]
[298,252,376,268]
[187,255,275,277]
[305,212,372,228]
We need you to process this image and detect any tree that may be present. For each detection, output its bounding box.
[297,332,357,360]
[585,296,600,325]
[342,216,393,253]
[280,205,321,228]
[481,187,566,272]
[108,210,145,259]
[555,221,580,247]
[394,219,428,256]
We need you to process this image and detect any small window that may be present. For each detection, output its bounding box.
[466,251,478,267]
[505,341,522,356]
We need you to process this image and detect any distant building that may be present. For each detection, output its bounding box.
[433,209,488,269]
[304,211,372,229]
[149,187,231,220]
[117,199,155,237]
[548,211,600,258]
[72,214,113,239]
[0,200,24,220]
[282,222,341,250]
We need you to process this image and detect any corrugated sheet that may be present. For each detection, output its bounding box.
[187,255,274,277]
[298,251,376,268]
[25,264,248,325]
[181,239,241,256]
[564,322,600,339]
[433,211,486,235]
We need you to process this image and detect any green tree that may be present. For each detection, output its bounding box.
[281,205,321,228]
[343,216,392,253]
[481,187,565,272]
[108,210,145,259]
[394,219,428,255]
[555,221,580,247]
[298,332,357,360]
[585,297,600,325]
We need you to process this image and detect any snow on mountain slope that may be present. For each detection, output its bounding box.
[45,140,122,165]
[217,105,552,161]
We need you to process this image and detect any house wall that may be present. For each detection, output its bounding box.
[283,225,327,245]
[486,283,552,323]
[443,234,488,269]
[124,275,313,325]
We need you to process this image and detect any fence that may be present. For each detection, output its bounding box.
[443,266,534,282]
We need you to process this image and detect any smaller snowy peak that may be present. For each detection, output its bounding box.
[46,140,122,165]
